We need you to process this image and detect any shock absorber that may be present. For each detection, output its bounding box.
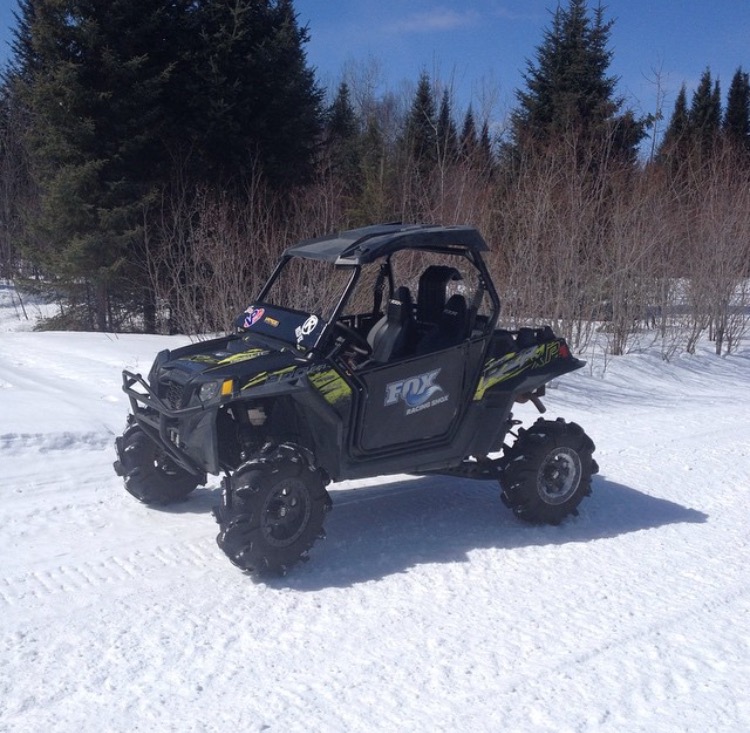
[236,403,268,461]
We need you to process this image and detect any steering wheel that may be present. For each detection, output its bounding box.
[333,320,371,355]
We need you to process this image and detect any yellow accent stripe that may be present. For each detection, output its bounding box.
[309,369,352,405]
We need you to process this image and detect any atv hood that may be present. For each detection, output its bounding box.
[148,332,303,391]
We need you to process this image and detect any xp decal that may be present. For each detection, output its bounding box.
[384,369,448,414]
[474,341,567,400]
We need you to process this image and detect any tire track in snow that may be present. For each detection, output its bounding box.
[576,583,750,666]
[0,430,112,453]
[0,539,220,611]
[501,579,750,699]
[604,417,750,453]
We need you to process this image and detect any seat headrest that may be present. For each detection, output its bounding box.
[442,294,467,323]
[386,286,413,323]
[419,265,462,286]
[417,266,462,323]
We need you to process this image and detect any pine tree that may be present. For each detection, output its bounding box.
[187,0,322,189]
[14,0,187,330]
[327,81,358,142]
[478,120,495,176]
[724,67,750,153]
[403,72,438,171]
[459,106,478,160]
[356,114,390,224]
[690,68,722,156]
[0,82,31,279]
[7,0,38,82]
[658,84,690,160]
[436,89,458,166]
[11,0,323,330]
[324,81,361,193]
[512,0,644,163]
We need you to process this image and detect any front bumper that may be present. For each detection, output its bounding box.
[122,369,217,476]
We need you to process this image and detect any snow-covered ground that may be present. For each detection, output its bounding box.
[1,284,749,732]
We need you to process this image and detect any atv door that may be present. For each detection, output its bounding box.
[353,341,481,454]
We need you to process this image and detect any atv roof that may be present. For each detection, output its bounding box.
[284,223,488,265]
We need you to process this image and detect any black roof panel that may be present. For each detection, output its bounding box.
[284,223,488,264]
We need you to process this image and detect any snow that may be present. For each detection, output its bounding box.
[1,285,749,733]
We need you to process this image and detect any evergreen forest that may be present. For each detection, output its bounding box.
[1,0,749,357]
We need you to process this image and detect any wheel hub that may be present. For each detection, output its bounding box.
[537,447,582,505]
[261,479,311,547]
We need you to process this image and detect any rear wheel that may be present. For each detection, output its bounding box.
[215,445,331,575]
[500,418,597,524]
[115,425,201,504]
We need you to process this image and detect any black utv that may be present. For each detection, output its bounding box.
[114,224,598,574]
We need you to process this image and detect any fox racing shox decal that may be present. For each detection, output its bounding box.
[384,369,448,414]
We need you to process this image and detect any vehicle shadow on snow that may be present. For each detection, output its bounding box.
[272,474,707,591]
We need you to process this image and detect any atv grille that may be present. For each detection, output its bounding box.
[162,380,185,409]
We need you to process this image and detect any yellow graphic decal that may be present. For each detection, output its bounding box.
[216,349,270,366]
[187,348,269,367]
[238,365,351,403]
[474,342,560,400]
[309,369,352,405]
[186,354,220,365]
[241,365,295,391]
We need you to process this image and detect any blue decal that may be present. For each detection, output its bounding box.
[385,369,445,409]
[243,306,265,328]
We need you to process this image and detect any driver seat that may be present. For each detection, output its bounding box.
[367,286,415,363]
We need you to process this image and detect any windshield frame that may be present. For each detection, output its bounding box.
[247,256,361,354]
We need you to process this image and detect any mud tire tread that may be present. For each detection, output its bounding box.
[500,418,597,525]
[216,446,330,576]
[118,425,201,505]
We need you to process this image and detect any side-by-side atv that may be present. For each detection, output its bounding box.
[114,224,598,575]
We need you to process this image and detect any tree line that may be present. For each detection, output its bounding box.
[1,0,748,357]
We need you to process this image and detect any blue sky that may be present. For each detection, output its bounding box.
[1,1,747,136]
[293,0,749,132]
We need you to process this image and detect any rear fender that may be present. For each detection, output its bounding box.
[474,339,584,403]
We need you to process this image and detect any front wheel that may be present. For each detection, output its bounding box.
[115,424,202,504]
[500,418,598,524]
[215,445,331,575]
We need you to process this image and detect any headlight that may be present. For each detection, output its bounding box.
[198,381,221,402]
[198,379,234,403]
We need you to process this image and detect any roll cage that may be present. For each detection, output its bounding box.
[252,224,501,359]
